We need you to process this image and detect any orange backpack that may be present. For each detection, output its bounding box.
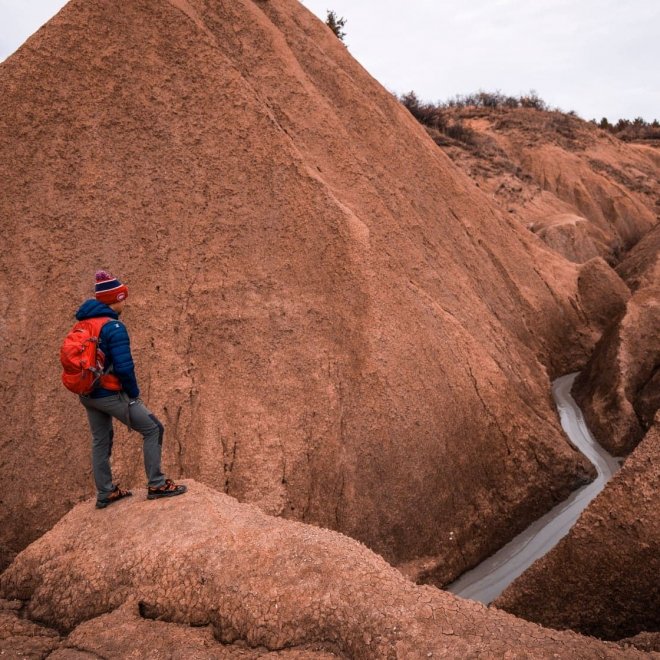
[60,317,122,395]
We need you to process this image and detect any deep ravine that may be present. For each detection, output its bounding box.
[446,372,621,603]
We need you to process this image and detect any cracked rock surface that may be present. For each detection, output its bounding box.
[0,481,646,658]
[51,602,342,659]
[0,598,340,659]
[0,598,60,658]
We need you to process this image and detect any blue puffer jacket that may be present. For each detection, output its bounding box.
[75,299,140,399]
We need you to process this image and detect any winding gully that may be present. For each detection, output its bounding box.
[446,372,621,604]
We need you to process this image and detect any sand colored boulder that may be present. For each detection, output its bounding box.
[495,415,660,640]
[0,481,646,658]
[0,0,630,586]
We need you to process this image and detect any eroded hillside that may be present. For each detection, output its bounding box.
[1,0,659,654]
[496,413,660,640]
[406,100,659,265]
[0,0,621,581]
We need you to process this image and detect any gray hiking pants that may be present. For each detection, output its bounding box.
[80,392,166,498]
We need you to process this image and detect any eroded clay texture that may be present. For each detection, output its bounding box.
[0,481,645,658]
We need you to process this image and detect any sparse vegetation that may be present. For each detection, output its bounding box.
[325,10,347,42]
[400,90,554,127]
[400,89,660,145]
[592,116,660,142]
[399,90,513,148]
[400,90,481,146]
[399,91,447,130]
[444,90,549,111]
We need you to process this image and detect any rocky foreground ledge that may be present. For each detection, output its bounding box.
[0,481,646,658]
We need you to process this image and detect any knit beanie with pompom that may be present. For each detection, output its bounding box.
[94,270,128,305]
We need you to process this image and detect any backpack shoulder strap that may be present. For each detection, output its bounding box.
[94,317,120,376]
[83,316,114,335]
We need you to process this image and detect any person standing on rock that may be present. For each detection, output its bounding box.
[72,270,187,509]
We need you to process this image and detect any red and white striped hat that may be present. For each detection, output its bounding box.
[94,270,128,305]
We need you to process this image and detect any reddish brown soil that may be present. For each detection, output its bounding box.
[0,481,647,658]
[573,225,659,456]
[497,222,658,638]
[620,632,660,654]
[0,0,621,583]
[0,597,340,658]
[576,257,631,336]
[0,598,60,658]
[574,286,659,455]
[430,107,659,264]
[495,414,660,640]
[493,206,658,642]
[616,222,660,291]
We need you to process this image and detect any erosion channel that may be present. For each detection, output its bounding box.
[446,372,621,604]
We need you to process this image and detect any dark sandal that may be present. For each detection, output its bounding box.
[147,478,187,500]
[96,485,132,509]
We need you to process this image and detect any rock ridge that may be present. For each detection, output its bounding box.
[0,481,646,658]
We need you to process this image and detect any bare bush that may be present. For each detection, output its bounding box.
[325,10,347,42]
[401,89,660,144]
[592,116,660,141]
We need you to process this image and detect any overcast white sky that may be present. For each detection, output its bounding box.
[1,0,658,121]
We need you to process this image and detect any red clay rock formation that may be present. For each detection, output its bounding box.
[577,257,631,336]
[0,481,645,658]
[495,415,660,640]
[0,598,339,658]
[0,548,15,576]
[616,222,660,292]
[54,603,341,659]
[573,250,659,455]
[0,598,60,658]
[532,213,613,264]
[516,143,655,257]
[430,108,659,264]
[0,0,625,584]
